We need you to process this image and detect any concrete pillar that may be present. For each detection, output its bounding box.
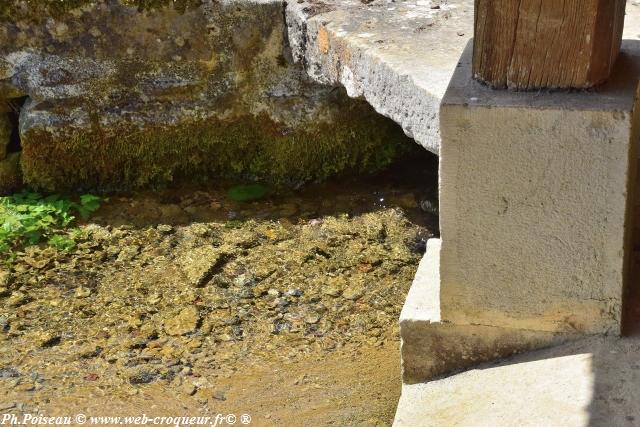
[400,40,640,384]
[439,40,640,336]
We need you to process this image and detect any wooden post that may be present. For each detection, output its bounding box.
[473,0,627,90]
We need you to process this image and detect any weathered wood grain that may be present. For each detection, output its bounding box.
[473,0,626,90]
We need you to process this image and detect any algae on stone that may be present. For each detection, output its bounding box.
[0,153,22,195]
[21,100,409,192]
[0,0,203,20]
[227,184,268,202]
[164,306,200,336]
[0,198,429,408]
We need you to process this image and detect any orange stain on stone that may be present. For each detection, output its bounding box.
[318,25,330,54]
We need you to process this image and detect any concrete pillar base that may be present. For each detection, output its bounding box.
[438,40,640,336]
[400,239,577,384]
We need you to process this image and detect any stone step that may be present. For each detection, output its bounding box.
[399,239,576,385]
[394,335,640,427]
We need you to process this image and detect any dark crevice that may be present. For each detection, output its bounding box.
[6,96,27,153]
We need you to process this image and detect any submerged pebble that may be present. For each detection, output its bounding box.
[0,176,433,411]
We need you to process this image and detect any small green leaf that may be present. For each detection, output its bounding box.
[227,184,268,202]
[48,235,76,252]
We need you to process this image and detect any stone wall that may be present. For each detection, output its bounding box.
[0,0,411,192]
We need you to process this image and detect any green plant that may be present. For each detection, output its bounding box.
[227,184,268,202]
[48,231,81,252]
[0,191,104,263]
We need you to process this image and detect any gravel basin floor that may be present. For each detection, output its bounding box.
[0,153,438,426]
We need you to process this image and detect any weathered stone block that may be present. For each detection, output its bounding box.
[399,239,574,384]
[285,0,475,155]
[401,319,574,385]
[439,41,640,335]
[0,0,410,191]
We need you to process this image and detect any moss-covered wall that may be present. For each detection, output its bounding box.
[21,99,409,192]
[1,0,415,193]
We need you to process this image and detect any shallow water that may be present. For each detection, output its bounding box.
[0,148,440,425]
[93,149,439,232]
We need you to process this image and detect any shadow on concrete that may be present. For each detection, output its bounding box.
[478,336,640,426]
[395,335,640,426]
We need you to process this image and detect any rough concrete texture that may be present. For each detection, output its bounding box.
[624,1,640,40]
[286,0,473,154]
[438,40,640,335]
[400,239,575,384]
[399,239,442,324]
[394,335,640,427]
[0,0,409,191]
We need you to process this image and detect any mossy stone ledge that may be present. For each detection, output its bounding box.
[1,0,414,192]
[20,100,410,192]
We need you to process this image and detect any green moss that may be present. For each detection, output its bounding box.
[0,153,23,195]
[21,103,412,193]
[121,0,203,13]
